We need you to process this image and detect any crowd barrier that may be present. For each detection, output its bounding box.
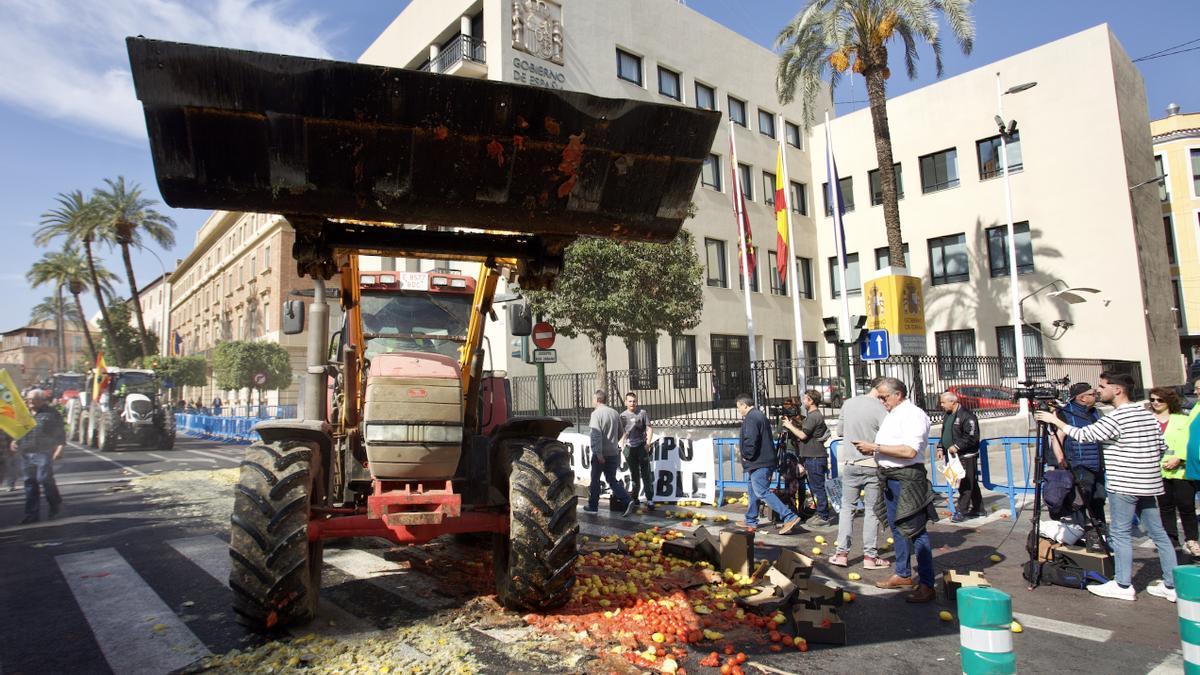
[175,413,272,444]
[178,405,297,419]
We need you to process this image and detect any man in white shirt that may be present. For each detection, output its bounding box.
[852,377,937,603]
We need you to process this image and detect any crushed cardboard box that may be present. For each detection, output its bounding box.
[736,567,799,612]
[943,570,989,599]
[792,605,847,645]
[800,579,845,610]
[720,529,755,576]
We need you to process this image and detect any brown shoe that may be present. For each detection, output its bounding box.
[875,574,915,590]
[906,584,936,603]
[778,517,801,535]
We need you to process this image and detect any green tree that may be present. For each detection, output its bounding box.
[523,230,704,389]
[29,295,80,371]
[99,301,156,368]
[212,341,294,404]
[93,176,177,360]
[35,191,121,352]
[775,0,975,265]
[27,246,118,363]
[139,355,208,391]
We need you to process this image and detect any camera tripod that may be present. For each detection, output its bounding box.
[1024,411,1055,589]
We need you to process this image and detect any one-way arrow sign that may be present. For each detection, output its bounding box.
[859,329,890,361]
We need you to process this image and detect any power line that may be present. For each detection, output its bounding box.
[1133,37,1200,62]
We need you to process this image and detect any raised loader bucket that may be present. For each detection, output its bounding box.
[125,38,721,243]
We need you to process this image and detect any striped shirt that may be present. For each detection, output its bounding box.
[1062,402,1165,496]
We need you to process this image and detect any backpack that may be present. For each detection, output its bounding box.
[1042,469,1077,520]
[1022,558,1088,589]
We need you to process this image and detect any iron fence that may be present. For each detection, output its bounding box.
[510,355,1143,428]
[420,35,487,74]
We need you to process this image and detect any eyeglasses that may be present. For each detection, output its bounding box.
[1149,397,1165,403]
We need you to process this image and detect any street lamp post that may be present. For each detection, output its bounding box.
[142,248,171,356]
[996,74,1037,412]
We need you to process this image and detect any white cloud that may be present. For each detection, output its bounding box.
[0,0,334,144]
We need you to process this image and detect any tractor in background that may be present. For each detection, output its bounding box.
[76,368,175,451]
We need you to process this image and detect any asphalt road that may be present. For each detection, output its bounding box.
[0,436,1188,674]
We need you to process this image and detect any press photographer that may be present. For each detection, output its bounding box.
[1048,382,1108,552]
[781,390,835,526]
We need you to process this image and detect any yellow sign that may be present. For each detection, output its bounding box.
[863,274,927,354]
[0,370,37,440]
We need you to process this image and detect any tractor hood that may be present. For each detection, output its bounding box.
[367,352,460,381]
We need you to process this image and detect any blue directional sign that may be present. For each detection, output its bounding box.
[859,329,890,361]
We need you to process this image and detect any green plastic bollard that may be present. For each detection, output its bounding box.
[957,586,1016,675]
[1174,566,1200,674]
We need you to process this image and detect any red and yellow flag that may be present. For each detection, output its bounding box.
[774,147,788,282]
[91,351,109,401]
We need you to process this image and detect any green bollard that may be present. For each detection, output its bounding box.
[957,587,1016,675]
[1174,566,1200,674]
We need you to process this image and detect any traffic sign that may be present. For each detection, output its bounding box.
[532,349,557,364]
[253,372,267,385]
[532,322,556,349]
[859,329,890,361]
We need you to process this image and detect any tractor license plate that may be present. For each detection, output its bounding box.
[399,272,429,291]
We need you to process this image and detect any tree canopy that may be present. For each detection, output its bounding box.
[99,301,157,368]
[212,341,294,396]
[139,355,208,389]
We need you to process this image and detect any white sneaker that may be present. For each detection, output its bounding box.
[1087,579,1136,601]
[1147,580,1177,603]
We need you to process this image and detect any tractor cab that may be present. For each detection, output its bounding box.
[353,271,476,363]
[49,372,86,405]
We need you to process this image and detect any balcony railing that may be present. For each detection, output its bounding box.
[420,35,486,74]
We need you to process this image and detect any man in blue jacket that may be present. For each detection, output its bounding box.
[1051,382,1107,551]
[736,394,801,534]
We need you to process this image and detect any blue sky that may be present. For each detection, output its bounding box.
[0,0,1195,330]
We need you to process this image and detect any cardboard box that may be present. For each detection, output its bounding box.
[792,605,847,645]
[1054,544,1115,579]
[736,567,798,611]
[1036,537,1061,562]
[943,570,990,599]
[580,540,623,555]
[775,549,815,581]
[800,580,844,609]
[693,526,721,564]
[720,529,755,576]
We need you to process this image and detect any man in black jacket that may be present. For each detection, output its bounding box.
[736,394,801,534]
[936,391,982,522]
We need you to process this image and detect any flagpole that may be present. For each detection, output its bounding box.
[777,119,806,395]
[825,112,857,397]
[729,120,760,408]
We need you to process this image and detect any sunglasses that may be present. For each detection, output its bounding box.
[1149,397,1165,403]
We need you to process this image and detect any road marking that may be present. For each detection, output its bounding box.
[55,477,134,487]
[1011,612,1113,642]
[67,442,148,477]
[148,453,171,462]
[324,548,451,610]
[1147,651,1184,674]
[56,548,211,674]
[185,449,241,464]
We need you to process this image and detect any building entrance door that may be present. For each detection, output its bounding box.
[710,334,751,407]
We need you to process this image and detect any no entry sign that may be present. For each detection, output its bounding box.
[532,322,556,349]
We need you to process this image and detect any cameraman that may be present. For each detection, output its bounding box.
[782,390,834,526]
[1050,382,1107,550]
[935,392,981,522]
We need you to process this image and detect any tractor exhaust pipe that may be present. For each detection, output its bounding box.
[303,277,329,423]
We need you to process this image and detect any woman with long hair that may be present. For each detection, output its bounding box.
[1149,386,1198,557]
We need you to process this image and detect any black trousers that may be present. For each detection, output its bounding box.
[1070,465,1107,529]
[1157,477,1199,544]
[955,453,982,515]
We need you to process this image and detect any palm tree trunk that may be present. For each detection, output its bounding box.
[56,287,66,371]
[71,291,97,362]
[120,242,154,359]
[864,58,905,270]
[84,239,119,356]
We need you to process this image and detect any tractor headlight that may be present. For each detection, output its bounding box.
[364,424,463,444]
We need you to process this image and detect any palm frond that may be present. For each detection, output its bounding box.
[933,0,975,53]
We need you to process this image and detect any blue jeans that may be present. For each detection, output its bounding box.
[802,456,832,519]
[1107,491,1177,588]
[883,478,934,587]
[745,467,798,527]
[587,454,631,510]
[23,453,61,518]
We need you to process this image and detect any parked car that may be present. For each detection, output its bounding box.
[946,384,1019,411]
[807,377,847,406]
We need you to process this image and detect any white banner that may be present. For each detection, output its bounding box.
[558,432,716,504]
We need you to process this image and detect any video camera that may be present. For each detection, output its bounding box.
[1012,377,1071,412]
[770,403,802,419]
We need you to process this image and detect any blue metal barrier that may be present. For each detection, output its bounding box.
[714,437,842,507]
[980,436,1039,519]
[175,412,289,444]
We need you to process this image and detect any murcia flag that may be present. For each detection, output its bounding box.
[729,138,756,273]
[0,370,36,440]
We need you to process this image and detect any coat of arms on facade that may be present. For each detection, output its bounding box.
[511,0,564,65]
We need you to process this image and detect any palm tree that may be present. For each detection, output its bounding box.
[29,295,82,371]
[93,176,176,359]
[27,247,117,363]
[35,191,122,353]
[775,0,975,265]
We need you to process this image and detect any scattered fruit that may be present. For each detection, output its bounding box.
[811,547,822,555]
[990,554,1002,562]
[1011,621,1023,633]
[843,591,856,603]
[939,610,954,622]
[887,537,894,545]
[848,572,861,581]
[652,632,665,643]
[814,535,826,545]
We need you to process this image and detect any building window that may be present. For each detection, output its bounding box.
[935,329,977,379]
[695,82,716,111]
[919,147,960,194]
[796,257,814,299]
[774,339,793,386]
[672,335,697,389]
[628,337,658,390]
[997,324,1045,378]
[658,65,681,100]
[249,254,256,277]
[763,172,777,206]
[738,163,753,201]
[929,233,969,285]
[986,222,1033,277]
[822,177,855,215]
[1155,155,1169,202]
[738,246,759,293]
[263,303,270,332]
[263,244,270,270]
[874,244,911,270]
[705,238,727,288]
[1166,215,1178,265]
[728,96,747,127]
[616,48,642,85]
[758,110,776,138]
[1189,148,1200,197]
[768,251,786,295]
[868,164,904,206]
[790,182,807,215]
[977,133,1022,180]
[1173,279,1185,328]
[785,121,801,149]
[828,253,861,298]
[701,154,721,191]
[803,341,819,377]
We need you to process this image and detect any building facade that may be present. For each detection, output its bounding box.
[134,272,172,356]
[0,320,95,386]
[1151,106,1200,365]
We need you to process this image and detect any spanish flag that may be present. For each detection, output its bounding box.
[92,351,109,401]
[0,370,37,440]
[774,147,789,282]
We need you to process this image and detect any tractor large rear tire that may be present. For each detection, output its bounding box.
[229,441,324,631]
[99,409,121,452]
[493,437,579,610]
[84,411,97,448]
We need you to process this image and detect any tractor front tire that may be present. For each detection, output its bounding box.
[159,408,176,450]
[493,437,579,610]
[229,441,323,631]
[99,409,121,452]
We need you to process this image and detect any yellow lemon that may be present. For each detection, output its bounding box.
[848,572,862,581]
[1011,621,1023,633]
[990,554,1002,563]
[939,610,954,622]
[812,547,822,555]
[814,535,826,545]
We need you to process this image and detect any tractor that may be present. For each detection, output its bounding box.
[77,368,176,451]
[126,38,719,630]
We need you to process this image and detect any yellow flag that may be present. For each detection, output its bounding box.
[0,370,37,440]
